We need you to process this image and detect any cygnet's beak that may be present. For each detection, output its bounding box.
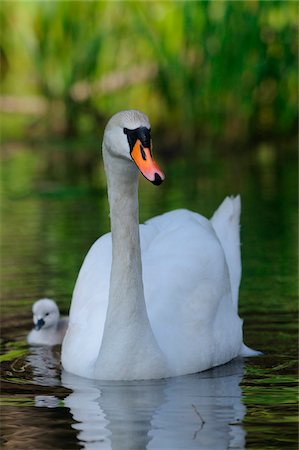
[35,318,45,331]
[131,139,165,186]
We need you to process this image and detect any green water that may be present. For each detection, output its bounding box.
[0,140,298,449]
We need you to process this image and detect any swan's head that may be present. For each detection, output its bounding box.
[32,298,60,331]
[103,110,165,185]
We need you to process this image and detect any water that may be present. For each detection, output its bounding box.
[1,141,297,449]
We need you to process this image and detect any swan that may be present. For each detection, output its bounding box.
[27,298,68,346]
[61,109,257,380]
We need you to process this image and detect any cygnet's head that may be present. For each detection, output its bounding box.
[103,110,165,185]
[32,298,60,331]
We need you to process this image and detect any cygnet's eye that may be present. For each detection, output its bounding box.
[45,312,50,317]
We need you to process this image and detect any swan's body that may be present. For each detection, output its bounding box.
[28,298,68,346]
[61,110,256,380]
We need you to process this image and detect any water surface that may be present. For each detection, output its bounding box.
[1,141,297,449]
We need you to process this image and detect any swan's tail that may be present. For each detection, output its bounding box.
[240,343,262,357]
[211,195,241,310]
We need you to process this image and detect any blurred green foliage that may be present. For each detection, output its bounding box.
[0,0,297,145]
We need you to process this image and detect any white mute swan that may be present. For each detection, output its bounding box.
[27,298,68,346]
[61,109,257,380]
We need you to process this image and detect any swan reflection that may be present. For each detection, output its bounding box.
[61,358,246,450]
[26,348,246,449]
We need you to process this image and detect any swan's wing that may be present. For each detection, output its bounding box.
[140,209,242,373]
[62,233,112,377]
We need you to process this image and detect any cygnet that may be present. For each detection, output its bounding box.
[27,298,68,346]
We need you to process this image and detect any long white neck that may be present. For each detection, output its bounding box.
[105,151,145,326]
[94,146,168,380]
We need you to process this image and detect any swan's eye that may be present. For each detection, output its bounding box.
[45,313,50,316]
[123,127,137,152]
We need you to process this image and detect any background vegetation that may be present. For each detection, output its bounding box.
[0,0,297,149]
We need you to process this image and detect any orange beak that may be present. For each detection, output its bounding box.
[131,139,165,185]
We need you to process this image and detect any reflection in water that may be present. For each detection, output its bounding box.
[26,345,61,387]
[2,347,77,450]
[25,347,246,449]
[23,309,246,448]
[61,358,246,450]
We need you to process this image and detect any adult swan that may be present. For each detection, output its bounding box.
[61,110,257,380]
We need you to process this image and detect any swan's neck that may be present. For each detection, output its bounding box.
[94,149,168,380]
[106,156,145,323]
